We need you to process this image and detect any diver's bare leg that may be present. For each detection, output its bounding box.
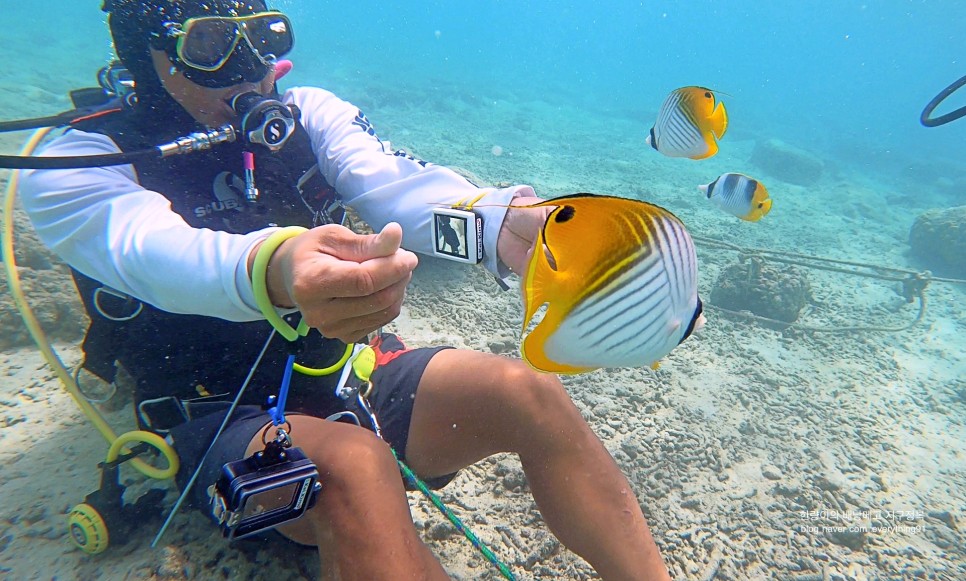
[246,416,449,581]
[406,350,671,580]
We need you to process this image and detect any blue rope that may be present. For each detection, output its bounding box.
[268,353,296,426]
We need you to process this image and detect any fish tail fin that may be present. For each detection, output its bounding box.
[760,197,773,216]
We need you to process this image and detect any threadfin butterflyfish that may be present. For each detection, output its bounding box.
[699,173,772,222]
[518,194,705,375]
[646,86,728,160]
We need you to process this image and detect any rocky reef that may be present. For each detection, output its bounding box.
[908,206,966,278]
[711,258,811,324]
[0,192,86,350]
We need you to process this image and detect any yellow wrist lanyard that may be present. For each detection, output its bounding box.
[251,226,309,342]
[251,226,365,379]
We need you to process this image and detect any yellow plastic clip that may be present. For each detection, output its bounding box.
[351,345,377,383]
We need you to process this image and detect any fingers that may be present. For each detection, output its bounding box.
[299,272,412,341]
[497,199,551,275]
[292,248,416,299]
[498,232,534,276]
[277,224,417,340]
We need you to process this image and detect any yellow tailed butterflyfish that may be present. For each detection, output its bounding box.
[646,86,728,160]
[518,194,705,374]
[699,172,773,222]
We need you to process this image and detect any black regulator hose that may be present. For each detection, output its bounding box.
[0,126,238,170]
[0,111,98,133]
[0,93,287,170]
[0,148,162,170]
[920,73,966,127]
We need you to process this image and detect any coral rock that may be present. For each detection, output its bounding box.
[908,206,966,278]
[711,259,811,324]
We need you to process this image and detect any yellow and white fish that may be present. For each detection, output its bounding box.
[518,194,705,374]
[699,173,772,221]
[646,86,728,160]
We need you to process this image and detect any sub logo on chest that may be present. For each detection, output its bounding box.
[194,172,246,217]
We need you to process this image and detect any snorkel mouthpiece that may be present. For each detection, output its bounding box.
[230,92,296,151]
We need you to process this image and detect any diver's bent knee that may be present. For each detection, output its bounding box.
[497,360,571,419]
[287,416,398,484]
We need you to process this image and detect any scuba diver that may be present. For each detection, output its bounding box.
[13,1,672,579]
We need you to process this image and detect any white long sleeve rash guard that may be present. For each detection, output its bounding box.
[19,86,534,322]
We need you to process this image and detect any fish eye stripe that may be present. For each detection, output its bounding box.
[522,194,700,373]
[706,178,718,198]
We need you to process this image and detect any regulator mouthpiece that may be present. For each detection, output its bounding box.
[230,92,296,151]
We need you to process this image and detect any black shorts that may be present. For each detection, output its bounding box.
[169,333,455,513]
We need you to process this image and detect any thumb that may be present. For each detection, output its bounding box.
[370,222,404,256]
[327,222,404,262]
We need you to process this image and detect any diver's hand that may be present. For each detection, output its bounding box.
[497,195,552,275]
[250,222,417,342]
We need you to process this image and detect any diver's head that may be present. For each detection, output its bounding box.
[103,0,293,126]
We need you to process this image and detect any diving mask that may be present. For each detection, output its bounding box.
[163,11,294,88]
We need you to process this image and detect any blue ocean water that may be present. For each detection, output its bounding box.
[281,0,965,179]
[4,0,964,180]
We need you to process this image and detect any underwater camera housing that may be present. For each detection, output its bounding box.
[431,207,483,264]
[209,442,322,540]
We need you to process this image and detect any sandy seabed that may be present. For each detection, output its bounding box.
[1,66,965,580]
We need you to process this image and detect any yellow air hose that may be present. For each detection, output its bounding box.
[2,127,177,479]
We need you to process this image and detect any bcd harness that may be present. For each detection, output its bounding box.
[68,103,353,433]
